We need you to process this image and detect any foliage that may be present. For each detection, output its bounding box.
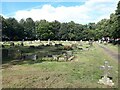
[1,1,120,41]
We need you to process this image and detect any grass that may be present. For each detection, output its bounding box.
[2,41,118,88]
[102,43,119,53]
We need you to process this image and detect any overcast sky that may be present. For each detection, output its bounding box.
[1,0,119,24]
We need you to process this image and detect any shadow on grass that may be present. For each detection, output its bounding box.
[2,57,71,69]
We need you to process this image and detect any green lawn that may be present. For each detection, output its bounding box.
[2,41,118,88]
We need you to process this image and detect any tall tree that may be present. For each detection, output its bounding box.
[24,18,35,40]
[114,1,120,38]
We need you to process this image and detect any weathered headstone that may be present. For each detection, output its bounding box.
[65,51,74,61]
[48,39,50,45]
[98,61,114,86]
[98,40,102,43]
[80,40,83,46]
[25,54,37,60]
[89,40,93,46]
[52,55,59,61]
[29,41,32,44]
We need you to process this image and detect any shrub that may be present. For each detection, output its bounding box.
[63,45,73,50]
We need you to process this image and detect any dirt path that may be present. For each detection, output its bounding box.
[97,43,119,61]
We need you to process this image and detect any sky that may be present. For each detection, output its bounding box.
[1,0,119,24]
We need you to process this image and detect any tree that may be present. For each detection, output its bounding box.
[114,1,120,38]
[50,20,61,40]
[23,18,35,40]
[36,20,54,40]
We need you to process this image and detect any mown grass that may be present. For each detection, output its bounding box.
[2,41,118,88]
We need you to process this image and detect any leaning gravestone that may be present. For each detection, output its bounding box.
[98,61,114,86]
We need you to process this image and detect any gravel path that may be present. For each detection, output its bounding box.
[97,43,119,61]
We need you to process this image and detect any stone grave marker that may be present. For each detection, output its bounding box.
[66,51,74,61]
[48,39,50,45]
[38,39,41,43]
[52,55,59,61]
[98,40,102,43]
[25,54,37,60]
[98,61,114,86]
[89,40,93,46]
[80,40,83,46]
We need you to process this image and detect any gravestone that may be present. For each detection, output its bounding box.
[80,40,83,46]
[65,51,74,61]
[25,54,37,60]
[98,40,102,43]
[32,54,37,60]
[66,51,73,56]
[38,39,41,43]
[89,40,93,46]
[74,41,77,44]
[98,61,114,86]
[29,41,32,44]
[48,39,50,45]
[52,55,59,61]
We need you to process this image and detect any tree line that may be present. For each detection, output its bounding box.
[1,1,120,41]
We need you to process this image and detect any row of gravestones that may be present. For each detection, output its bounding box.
[2,42,24,48]
[46,50,74,61]
[2,39,93,46]
[21,50,74,61]
[2,40,92,60]
[2,46,74,61]
[2,40,86,48]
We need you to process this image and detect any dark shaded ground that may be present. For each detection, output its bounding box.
[98,43,119,61]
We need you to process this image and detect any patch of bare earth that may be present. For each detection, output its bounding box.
[98,44,119,61]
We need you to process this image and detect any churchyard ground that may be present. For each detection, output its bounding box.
[1,41,119,88]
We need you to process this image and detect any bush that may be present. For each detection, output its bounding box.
[63,45,73,50]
